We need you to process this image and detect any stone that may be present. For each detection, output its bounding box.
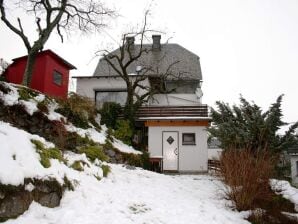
[106,149,116,157]
[38,193,60,208]
[125,165,136,170]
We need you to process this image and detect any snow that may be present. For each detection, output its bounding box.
[65,124,107,144]
[65,124,142,155]
[0,121,104,186]
[113,139,142,154]
[19,99,39,115]
[4,165,249,224]
[0,82,19,106]
[46,101,65,121]
[271,179,298,206]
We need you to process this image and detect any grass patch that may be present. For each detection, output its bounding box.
[78,145,109,162]
[101,164,111,177]
[31,139,64,168]
[70,161,84,172]
[36,98,51,114]
[55,92,97,129]
[18,87,39,101]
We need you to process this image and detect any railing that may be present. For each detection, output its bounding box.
[208,159,221,172]
[135,105,209,119]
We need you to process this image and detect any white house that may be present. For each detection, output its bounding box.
[288,148,298,186]
[74,35,211,173]
[207,138,223,160]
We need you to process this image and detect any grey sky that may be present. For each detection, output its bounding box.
[0,0,298,126]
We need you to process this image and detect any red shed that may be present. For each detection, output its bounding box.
[4,50,76,98]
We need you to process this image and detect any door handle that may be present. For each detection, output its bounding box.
[174,148,178,155]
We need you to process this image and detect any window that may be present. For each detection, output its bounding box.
[149,77,165,92]
[182,133,196,145]
[165,81,200,93]
[95,91,127,108]
[53,70,63,86]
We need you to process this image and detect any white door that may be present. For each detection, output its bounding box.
[163,132,178,171]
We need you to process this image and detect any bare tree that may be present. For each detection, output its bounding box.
[98,11,182,125]
[0,0,114,86]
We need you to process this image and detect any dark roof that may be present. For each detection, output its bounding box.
[12,49,76,70]
[93,44,202,80]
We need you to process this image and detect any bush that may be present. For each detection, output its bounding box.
[101,164,111,177]
[114,119,133,145]
[220,149,276,211]
[55,92,96,129]
[100,102,121,129]
[18,87,39,101]
[79,145,109,162]
[31,139,65,168]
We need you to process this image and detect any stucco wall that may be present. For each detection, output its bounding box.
[76,77,127,99]
[208,148,223,160]
[148,126,208,172]
[76,77,149,106]
[76,77,202,107]
[149,94,201,106]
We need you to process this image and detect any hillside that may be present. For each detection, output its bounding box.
[1,81,297,224]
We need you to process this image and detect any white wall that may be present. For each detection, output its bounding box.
[76,77,150,107]
[208,148,223,160]
[149,94,201,106]
[76,77,127,99]
[76,77,203,107]
[148,126,208,172]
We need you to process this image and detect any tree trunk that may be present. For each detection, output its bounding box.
[22,51,38,86]
[124,86,136,129]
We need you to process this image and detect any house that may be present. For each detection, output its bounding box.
[75,35,211,173]
[288,147,298,186]
[207,138,223,160]
[4,50,76,98]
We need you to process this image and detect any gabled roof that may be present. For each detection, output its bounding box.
[93,44,202,80]
[12,49,76,70]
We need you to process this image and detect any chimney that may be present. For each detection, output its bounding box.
[126,36,135,49]
[152,35,161,50]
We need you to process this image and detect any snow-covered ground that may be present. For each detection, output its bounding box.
[4,165,249,224]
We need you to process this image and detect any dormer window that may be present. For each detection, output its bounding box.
[165,80,200,93]
[149,77,165,92]
[53,70,63,86]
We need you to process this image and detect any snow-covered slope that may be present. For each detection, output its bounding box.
[0,120,106,186]
[0,82,251,224]
[4,165,249,224]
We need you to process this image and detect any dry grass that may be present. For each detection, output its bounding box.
[220,149,276,211]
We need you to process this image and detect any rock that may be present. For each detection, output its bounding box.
[38,193,60,208]
[106,149,116,157]
[35,184,51,193]
[125,165,136,170]
[0,179,63,221]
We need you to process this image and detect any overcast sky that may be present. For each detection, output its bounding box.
[1,0,298,126]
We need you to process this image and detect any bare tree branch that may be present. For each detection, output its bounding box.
[0,0,115,86]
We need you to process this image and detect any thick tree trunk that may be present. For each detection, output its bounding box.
[124,86,137,129]
[22,51,38,86]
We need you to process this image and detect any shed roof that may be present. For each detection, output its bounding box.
[12,49,76,70]
[93,44,202,80]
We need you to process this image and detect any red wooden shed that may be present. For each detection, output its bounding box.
[4,50,76,98]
